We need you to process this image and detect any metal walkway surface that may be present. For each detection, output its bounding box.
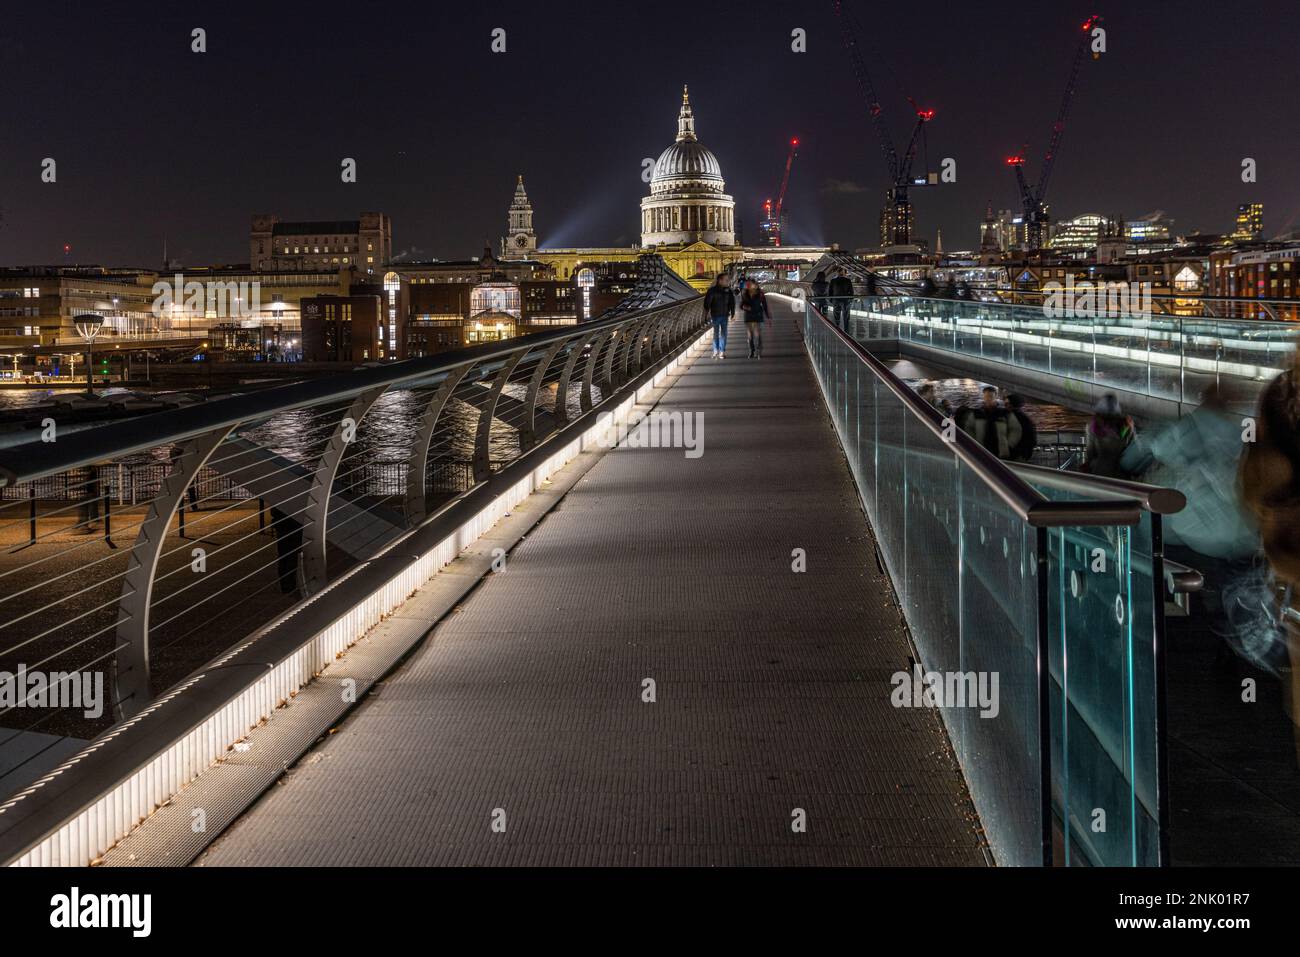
[197,299,987,866]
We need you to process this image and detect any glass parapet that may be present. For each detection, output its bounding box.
[802,305,1166,866]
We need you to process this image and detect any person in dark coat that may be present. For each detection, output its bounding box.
[740,279,771,358]
[703,273,735,359]
[827,269,855,330]
[963,385,1011,458]
[1005,393,1037,462]
[810,270,830,318]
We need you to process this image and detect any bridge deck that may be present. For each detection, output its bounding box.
[197,299,986,866]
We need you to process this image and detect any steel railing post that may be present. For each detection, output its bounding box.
[113,425,234,719]
[582,330,614,412]
[404,365,471,526]
[301,386,388,594]
[519,340,566,453]
[554,331,598,429]
[473,352,526,483]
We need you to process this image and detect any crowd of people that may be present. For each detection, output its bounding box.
[916,382,1039,464]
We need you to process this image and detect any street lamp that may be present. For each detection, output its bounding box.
[73,313,105,397]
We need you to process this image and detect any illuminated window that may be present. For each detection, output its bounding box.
[383,271,400,355]
[576,268,595,320]
[470,282,521,318]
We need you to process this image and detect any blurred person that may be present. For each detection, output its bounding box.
[76,465,102,534]
[917,382,951,418]
[1125,384,1266,664]
[703,272,734,360]
[1005,393,1037,463]
[740,279,770,359]
[828,269,854,331]
[1240,355,1300,746]
[962,385,1010,458]
[810,270,829,318]
[1082,393,1135,478]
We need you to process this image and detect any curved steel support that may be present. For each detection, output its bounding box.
[646,315,664,363]
[404,365,471,526]
[301,386,388,594]
[650,308,671,356]
[627,315,654,377]
[473,352,525,482]
[554,332,596,428]
[519,340,566,453]
[600,327,622,393]
[113,425,235,719]
[582,330,614,412]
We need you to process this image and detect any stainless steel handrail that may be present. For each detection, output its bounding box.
[0,294,702,487]
[791,294,1147,528]
[867,293,1300,330]
[1008,460,1187,515]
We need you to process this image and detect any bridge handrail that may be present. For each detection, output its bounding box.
[1007,460,1186,515]
[782,293,1150,528]
[0,294,701,487]
[867,292,1299,328]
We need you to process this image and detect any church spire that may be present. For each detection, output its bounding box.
[676,84,697,142]
[503,174,536,259]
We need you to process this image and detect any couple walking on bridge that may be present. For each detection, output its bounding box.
[704,273,769,360]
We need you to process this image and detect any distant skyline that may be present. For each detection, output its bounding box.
[1,0,1297,266]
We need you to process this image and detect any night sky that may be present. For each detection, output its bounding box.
[2,0,1296,267]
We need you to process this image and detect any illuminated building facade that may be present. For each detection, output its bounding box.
[1124,218,1173,243]
[1232,203,1264,243]
[1047,213,1119,251]
[1210,246,1299,318]
[250,213,392,273]
[879,192,914,249]
[300,294,384,362]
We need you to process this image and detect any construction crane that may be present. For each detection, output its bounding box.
[1006,14,1103,251]
[760,137,799,246]
[832,0,935,248]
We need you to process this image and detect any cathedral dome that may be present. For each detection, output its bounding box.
[652,140,723,186]
[640,86,736,248]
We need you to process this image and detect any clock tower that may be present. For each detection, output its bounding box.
[501,175,537,259]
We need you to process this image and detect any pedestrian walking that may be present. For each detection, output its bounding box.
[962,385,1011,458]
[827,269,854,331]
[1082,393,1136,478]
[740,279,770,359]
[810,270,829,318]
[703,272,735,359]
[1005,393,1037,462]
